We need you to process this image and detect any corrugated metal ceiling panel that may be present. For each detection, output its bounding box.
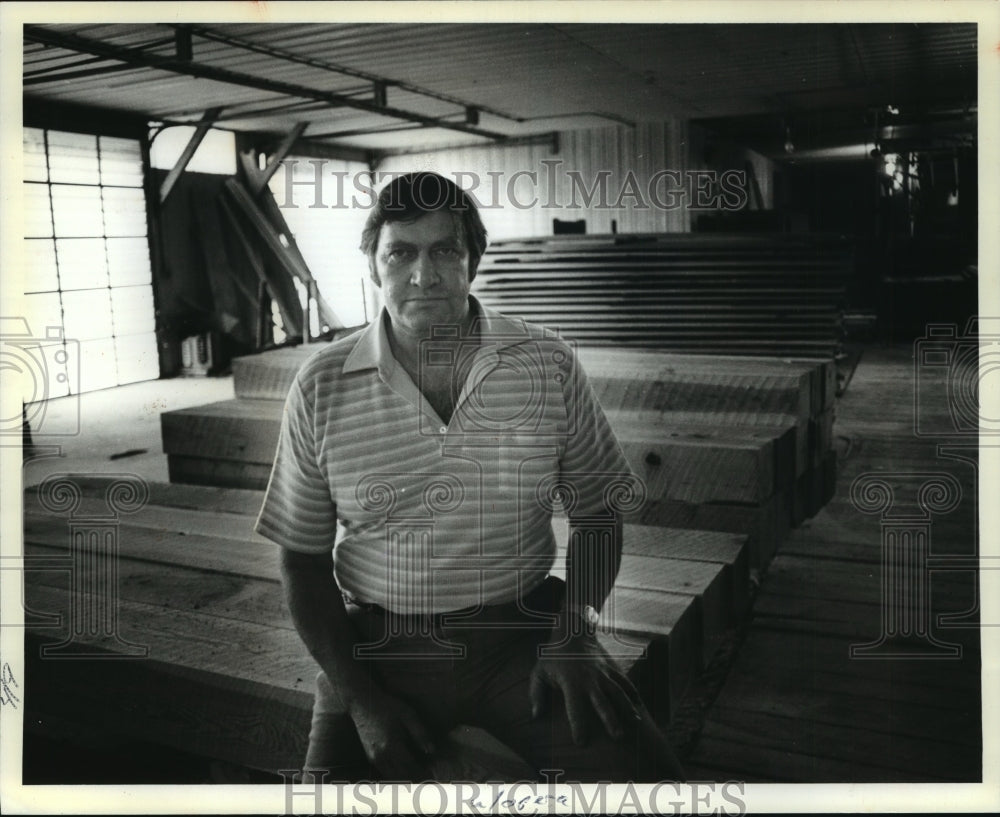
[23,22,976,151]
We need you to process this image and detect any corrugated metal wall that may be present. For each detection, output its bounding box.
[271,120,780,322]
[378,122,696,239]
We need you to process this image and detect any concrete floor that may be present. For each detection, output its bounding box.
[684,343,984,782]
[22,375,237,489]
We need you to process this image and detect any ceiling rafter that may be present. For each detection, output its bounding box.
[177,24,523,124]
[23,24,510,143]
[24,62,140,86]
[175,99,332,123]
[307,122,429,140]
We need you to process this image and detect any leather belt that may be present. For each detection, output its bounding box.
[343,575,561,627]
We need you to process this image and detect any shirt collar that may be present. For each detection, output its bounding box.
[341,295,536,376]
[341,308,390,375]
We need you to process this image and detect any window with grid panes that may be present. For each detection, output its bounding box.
[23,127,159,396]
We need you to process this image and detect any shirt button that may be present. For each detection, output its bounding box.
[439,426,447,434]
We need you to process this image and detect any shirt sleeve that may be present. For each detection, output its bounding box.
[558,347,636,518]
[255,374,339,554]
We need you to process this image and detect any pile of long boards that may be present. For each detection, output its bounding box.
[577,346,837,569]
[152,342,835,770]
[23,341,837,776]
[161,343,837,570]
[472,232,852,359]
[22,476,750,773]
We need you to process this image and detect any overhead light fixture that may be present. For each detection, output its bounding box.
[788,144,874,160]
[886,104,900,115]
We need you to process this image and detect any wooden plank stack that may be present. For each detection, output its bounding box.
[472,232,852,359]
[161,343,836,568]
[160,345,314,491]
[116,231,844,774]
[22,477,315,775]
[23,475,749,774]
[575,346,837,567]
[26,345,837,775]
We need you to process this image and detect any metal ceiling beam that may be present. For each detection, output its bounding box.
[25,53,106,76]
[181,24,522,123]
[23,25,509,143]
[247,121,309,196]
[24,62,142,86]
[175,25,193,61]
[378,131,559,159]
[307,122,430,140]
[189,99,331,123]
[159,107,223,204]
[24,97,149,138]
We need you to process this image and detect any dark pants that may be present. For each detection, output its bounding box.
[304,577,684,783]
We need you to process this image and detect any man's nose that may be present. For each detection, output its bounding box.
[409,252,439,287]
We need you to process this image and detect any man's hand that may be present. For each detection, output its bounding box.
[528,632,643,746]
[348,689,436,780]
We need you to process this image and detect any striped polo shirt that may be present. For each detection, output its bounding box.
[255,297,633,614]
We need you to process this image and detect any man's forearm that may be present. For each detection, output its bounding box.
[562,512,623,616]
[279,548,374,713]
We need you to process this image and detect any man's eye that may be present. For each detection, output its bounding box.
[386,248,412,262]
[434,247,460,258]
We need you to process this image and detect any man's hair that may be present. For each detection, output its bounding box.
[360,172,489,282]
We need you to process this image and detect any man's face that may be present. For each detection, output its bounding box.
[372,210,472,339]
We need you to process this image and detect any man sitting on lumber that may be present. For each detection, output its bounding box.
[256,172,684,782]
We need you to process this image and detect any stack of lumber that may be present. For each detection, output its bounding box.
[21,478,314,775]
[576,346,837,567]
[22,475,750,775]
[147,336,836,774]
[162,344,836,567]
[161,341,355,490]
[161,345,314,491]
[472,232,852,359]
